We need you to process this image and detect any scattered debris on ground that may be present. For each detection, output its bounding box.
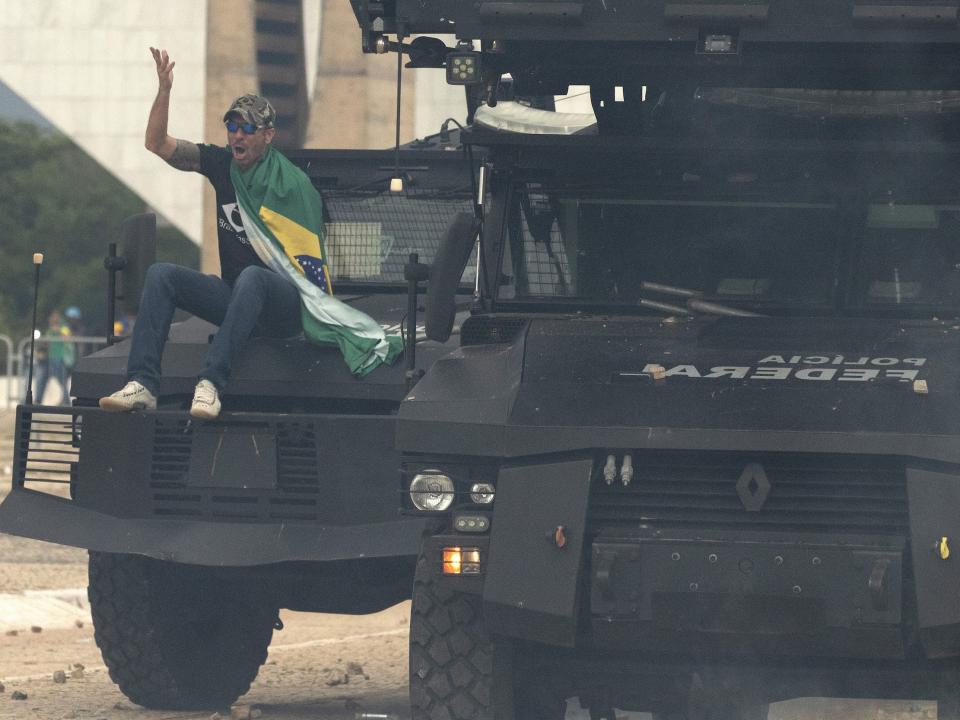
[347,661,368,679]
[214,706,263,720]
[321,668,348,687]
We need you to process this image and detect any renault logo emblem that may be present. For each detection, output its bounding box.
[736,462,770,512]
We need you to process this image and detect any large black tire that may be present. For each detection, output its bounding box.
[88,551,277,710]
[409,550,565,720]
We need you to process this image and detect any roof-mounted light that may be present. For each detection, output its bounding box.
[446,41,482,85]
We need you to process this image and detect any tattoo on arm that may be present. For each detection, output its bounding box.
[167,140,201,171]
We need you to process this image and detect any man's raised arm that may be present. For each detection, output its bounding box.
[145,47,200,171]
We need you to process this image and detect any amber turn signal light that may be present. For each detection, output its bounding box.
[442,546,482,575]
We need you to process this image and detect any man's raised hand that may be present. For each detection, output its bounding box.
[150,47,175,91]
[145,46,183,162]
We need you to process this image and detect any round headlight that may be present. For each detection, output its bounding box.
[470,483,495,504]
[409,470,455,512]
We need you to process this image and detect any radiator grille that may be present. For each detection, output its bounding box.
[16,411,78,499]
[589,451,908,536]
[150,418,192,489]
[149,418,321,522]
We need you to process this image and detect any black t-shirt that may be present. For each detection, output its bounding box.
[198,144,267,286]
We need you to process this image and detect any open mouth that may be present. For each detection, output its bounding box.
[232,145,248,159]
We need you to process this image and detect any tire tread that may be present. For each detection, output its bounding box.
[410,556,494,720]
[88,552,273,710]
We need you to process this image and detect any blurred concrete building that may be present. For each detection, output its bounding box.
[0,0,463,271]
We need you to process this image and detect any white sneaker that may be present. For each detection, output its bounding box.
[99,381,157,412]
[190,379,221,420]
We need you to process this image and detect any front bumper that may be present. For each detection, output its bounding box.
[420,452,960,663]
[1,405,427,566]
[0,489,424,566]
[590,530,905,659]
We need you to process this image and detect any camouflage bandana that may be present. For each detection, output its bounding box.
[223,94,276,129]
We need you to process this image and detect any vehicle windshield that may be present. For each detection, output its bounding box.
[497,175,960,317]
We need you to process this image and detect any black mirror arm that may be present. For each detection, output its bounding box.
[403,253,430,388]
[103,243,128,347]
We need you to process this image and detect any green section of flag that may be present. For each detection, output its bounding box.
[301,311,403,375]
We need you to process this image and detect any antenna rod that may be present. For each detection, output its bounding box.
[390,27,405,192]
[395,32,402,176]
[25,253,43,404]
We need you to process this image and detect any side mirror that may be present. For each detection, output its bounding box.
[425,212,481,342]
[118,213,157,316]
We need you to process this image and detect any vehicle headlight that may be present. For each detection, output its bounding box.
[470,483,495,504]
[409,470,455,512]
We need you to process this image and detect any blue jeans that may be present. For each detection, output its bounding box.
[35,358,68,405]
[127,263,302,396]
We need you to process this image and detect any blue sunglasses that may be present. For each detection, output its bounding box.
[225,119,260,134]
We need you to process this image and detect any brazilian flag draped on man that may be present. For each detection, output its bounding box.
[231,145,402,375]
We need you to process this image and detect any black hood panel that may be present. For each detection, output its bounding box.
[515,316,956,434]
[398,315,960,461]
[71,294,452,404]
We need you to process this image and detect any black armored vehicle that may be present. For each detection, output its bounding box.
[343,1,960,718]
[0,148,475,709]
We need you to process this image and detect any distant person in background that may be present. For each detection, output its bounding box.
[64,306,85,395]
[35,310,72,405]
[32,338,49,405]
[113,311,136,338]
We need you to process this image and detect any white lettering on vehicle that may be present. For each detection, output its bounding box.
[837,369,880,382]
[886,369,920,381]
[758,355,927,367]
[794,368,837,381]
[703,366,750,379]
[664,365,701,378]
[638,355,929,383]
[750,367,792,380]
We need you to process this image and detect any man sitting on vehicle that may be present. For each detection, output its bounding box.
[100,48,400,420]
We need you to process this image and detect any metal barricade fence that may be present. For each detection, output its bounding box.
[0,335,13,408]
[2,335,109,408]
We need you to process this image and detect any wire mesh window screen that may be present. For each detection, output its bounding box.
[322,191,474,284]
[504,185,573,298]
